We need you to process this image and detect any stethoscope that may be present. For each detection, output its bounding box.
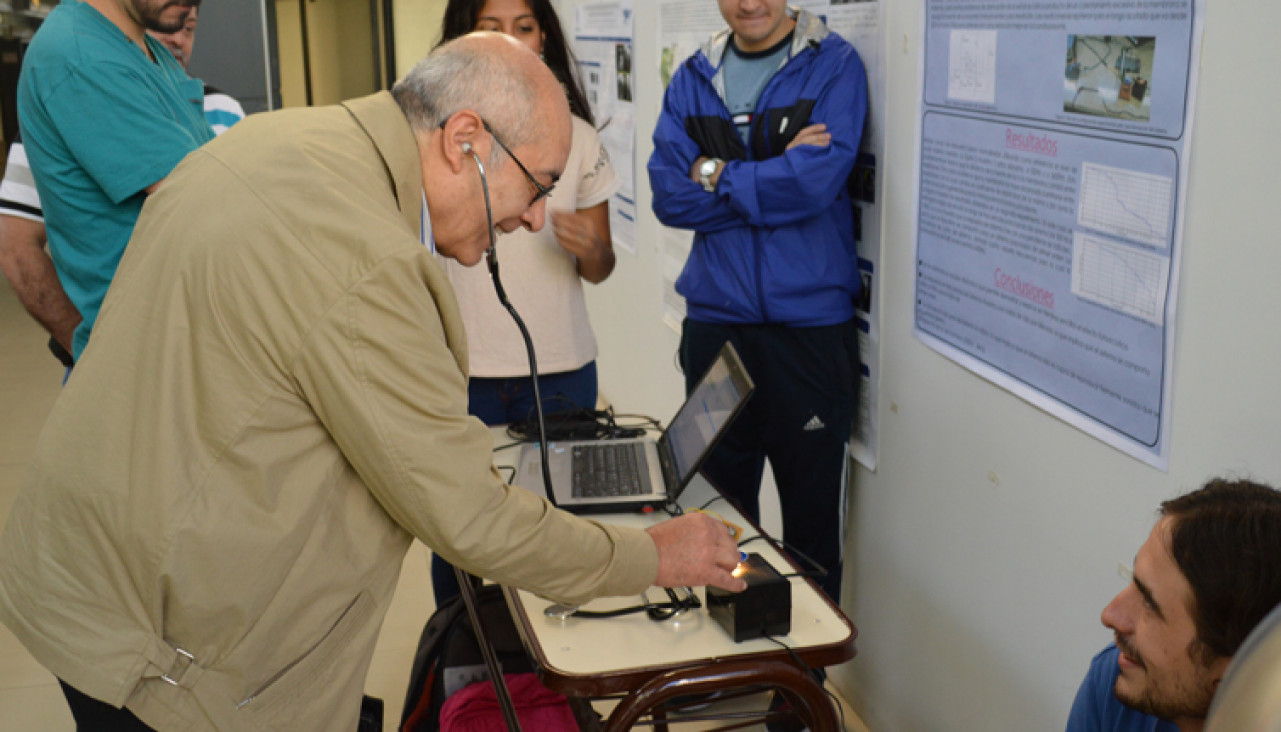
[441,142,558,507]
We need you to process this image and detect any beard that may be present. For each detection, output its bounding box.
[1113,635,1216,722]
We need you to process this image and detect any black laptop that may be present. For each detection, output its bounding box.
[514,342,754,513]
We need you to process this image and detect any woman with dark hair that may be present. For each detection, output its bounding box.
[439,0,594,125]
[433,0,621,606]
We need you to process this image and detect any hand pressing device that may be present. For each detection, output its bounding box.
[706,553,791,642]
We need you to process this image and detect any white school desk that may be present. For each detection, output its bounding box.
[472,430,857,731]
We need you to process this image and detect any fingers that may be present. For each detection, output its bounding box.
[646,513,749,592]
[707,568,748,593]
[786,123,832,151]
[711,522,741,572]
[550,211,590,255]
[688,156,708,183]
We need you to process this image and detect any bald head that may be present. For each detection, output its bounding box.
[392,32,568,150]
[395,32,572,266]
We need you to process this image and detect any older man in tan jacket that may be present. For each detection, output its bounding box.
[0,33,744,731]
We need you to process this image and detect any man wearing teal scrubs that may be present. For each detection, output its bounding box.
[18,0,213,361]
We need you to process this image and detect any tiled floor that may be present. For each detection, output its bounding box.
[0,276,865,730]
[0,274,72,729]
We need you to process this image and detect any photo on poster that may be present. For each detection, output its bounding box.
[856,258,874,317]
[660,46,676,88]
[615,43,633,102]
[1064,35,1155,122]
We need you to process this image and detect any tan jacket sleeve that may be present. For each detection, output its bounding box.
[289,249,657,605]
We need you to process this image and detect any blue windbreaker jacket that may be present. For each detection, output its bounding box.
[649,9,868,326]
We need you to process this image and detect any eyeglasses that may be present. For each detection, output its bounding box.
[478,119,556,206]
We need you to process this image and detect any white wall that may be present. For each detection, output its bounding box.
[562,1,1281,729]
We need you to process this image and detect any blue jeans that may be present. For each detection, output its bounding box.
[465,362,598,426]
[431,362,598,607]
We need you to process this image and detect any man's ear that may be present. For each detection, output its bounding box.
[439,111,485,174]
[1210,653,1233,684]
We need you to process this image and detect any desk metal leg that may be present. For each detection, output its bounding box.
[454,568,523,732]
[603,659,838,731]
[651,704,669,732]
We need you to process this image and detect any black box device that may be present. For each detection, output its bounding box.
[707,553,791,642]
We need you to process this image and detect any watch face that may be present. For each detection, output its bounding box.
[700,160,717,177]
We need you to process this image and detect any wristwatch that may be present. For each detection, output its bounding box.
[698,158,722,192]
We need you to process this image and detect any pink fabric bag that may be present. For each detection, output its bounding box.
[439,672,578,731]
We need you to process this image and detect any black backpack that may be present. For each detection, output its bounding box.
[399,585,535,731]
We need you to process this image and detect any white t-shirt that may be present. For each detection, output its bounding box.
[445,115,621,378]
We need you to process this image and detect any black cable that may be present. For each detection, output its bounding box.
[469,147,557,508]
[518,394,587,428]
[762,636,847,732]
[738,535,829,580]
[609,412,663,431]
[697,495,726,511]
[504,404,652,443]
[557,587,701,620]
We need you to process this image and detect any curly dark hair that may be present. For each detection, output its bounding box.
[1161,478,1281,662]
[437,0,594,126]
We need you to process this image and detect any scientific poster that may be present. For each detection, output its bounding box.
[824,0,884,470]
[655,1,886,469]
[912,0,1205,469]
[573,1,636,252]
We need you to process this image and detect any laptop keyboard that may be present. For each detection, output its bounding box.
[571,442,654,498]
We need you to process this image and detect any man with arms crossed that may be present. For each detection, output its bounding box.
[648,0,868,602]
[0,34,743,732]
[1067,478,1281,731]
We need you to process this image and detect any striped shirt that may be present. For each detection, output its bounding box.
[1,89,245,223]
[0,136,43,223]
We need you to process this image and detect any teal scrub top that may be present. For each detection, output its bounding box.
[18,0,214,359]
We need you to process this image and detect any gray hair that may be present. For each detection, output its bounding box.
[392,35,537,151]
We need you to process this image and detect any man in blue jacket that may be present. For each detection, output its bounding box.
[649,0,867,602]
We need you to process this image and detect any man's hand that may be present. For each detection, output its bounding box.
[785,123,831,151]
[688,156,726,189]
[0,214,82,353]
[646,512,747,592]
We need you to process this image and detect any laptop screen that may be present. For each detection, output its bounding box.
[665,349,751,484]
